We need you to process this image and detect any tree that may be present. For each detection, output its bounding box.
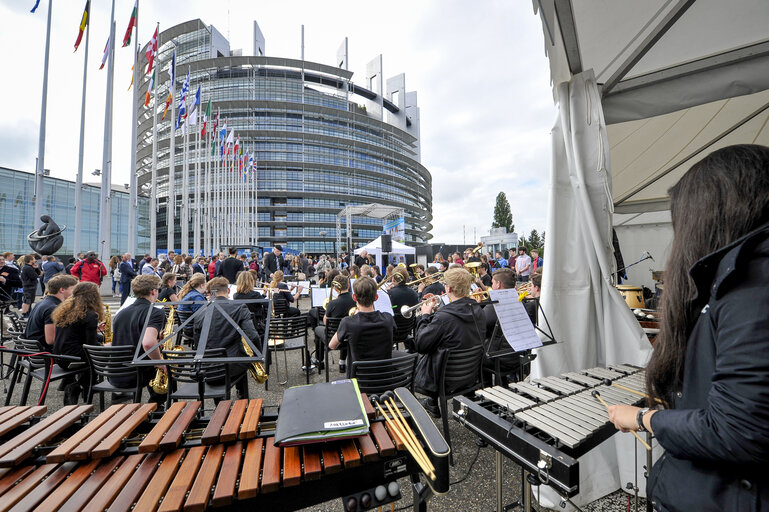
[492,192,514,233]
[528,229,542,250]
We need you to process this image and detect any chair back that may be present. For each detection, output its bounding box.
[271,294,290,318]
[83,344,136,381]
[392,314,415,345]
[15,338,49,370]
[174,309,195,344]
[323,316,344,342]
[439,345,484,397]
[268,316,307,341]
[163,347,228,384]
[351,353,418,395]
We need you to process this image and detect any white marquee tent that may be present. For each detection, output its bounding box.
[354,236,415,269]
[530,0,769,507]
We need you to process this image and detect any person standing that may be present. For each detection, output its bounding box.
[514,247,532,282]
[220,248,244,284]
[70,251,107,286]
[0,253,22,304]
[20,255,41,317]
[119,253,138,305]
[192,257,207,276]
[108,256,121,296]
[41,256,63,295]
[262,245,284,280]
[531,249,543,273]
[142,258,163,277]
[607,145,769,511]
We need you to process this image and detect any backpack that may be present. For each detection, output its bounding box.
[113,265,121,281]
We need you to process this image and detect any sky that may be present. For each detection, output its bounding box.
[0,0,556,245]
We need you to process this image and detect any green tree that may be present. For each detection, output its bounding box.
[528,229,542,250]
[492,192,514,233]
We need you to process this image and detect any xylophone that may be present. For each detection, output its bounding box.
[0,387,449,511]
[453,364,648,501]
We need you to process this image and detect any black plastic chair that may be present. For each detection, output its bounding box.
[392,314,416,352]
[83,344,142,411]
[265,316,308,389]
[163,347,245,409]
[4,338,88,406]
[350,353,418,395]
[436,345,484,465]
[174,309,196,348]
[322,316,344,383]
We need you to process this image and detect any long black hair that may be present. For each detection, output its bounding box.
[646,144,769,405]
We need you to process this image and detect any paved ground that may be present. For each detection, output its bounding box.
[1,293,646,511]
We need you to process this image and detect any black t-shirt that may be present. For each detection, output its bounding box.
[53,310,99,359]
[336,311,394,377]
[233,290,266,318]
[220,257,243,284]
[480,273,493,288]
[388,284,419,316]
[419,282,445,300]
[158,286,177,303]
[111,298,167,388]
[325,291,356,319]
[25,295,61,347]
[482,302,525,373]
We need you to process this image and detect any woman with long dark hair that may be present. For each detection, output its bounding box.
[608,145,769,510]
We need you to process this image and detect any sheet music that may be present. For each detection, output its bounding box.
[374,290,394,316]
[296,280,310,296]
[488,289,542,351]
[311,287,333,308]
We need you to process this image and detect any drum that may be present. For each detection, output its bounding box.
[616,285,645,308]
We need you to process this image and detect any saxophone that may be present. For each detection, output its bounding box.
[149,305,178,395]
[241,337,268,384]
[102,304,113,345]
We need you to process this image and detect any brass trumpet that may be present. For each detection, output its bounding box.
[378,272,404,290]
[406,270,444,287]
[400,293,446,318]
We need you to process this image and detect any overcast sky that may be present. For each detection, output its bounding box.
[0,0,555,244]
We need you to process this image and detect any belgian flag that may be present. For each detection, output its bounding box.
[74,0,90,52]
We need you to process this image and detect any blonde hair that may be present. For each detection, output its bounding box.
[270,270,284,289]
[443,267,472,297]
[236,270,255,294]
[179,273,206,299]
[206,277,230,296]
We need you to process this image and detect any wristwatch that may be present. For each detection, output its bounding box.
[636,407,651,432]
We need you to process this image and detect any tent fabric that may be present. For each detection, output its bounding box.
[354,236,415,269]
[532,71,653,508]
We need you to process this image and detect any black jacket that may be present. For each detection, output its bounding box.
[0,264,22,301]
[413,297,485,395]
[21,264,40,290]
[263,252,283,278]
[193,297,259,357]
[220,257,243,284]
[388,284,419,317]
[119,260,137,284]
[647,223,769,511]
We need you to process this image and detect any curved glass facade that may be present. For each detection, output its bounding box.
[136,20,432,255]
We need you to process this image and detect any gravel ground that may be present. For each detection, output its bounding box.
[1,294,646,511]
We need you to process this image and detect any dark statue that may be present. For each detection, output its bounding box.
[27,215,66,255]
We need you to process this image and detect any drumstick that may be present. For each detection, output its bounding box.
[385,397,436,474]
[373,401,435,480]
[602,378,663,404]
[591,390,651,451]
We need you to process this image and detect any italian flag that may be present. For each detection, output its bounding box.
[201,99,211,137]
[144,69,155,107]
[122,1,137,47]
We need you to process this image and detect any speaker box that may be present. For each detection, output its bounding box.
[381,234,392,253]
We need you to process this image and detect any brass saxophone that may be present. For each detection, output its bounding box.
[149,305,179,395]
[241,337,268,384]
[102,304,113,345]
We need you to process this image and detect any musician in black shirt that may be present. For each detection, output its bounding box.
[25,275,77,349]
[330,277,394,377]
[233,271,266,340]
[477,262,493,289]
[158,273,179,302]
[387,267,419,317]
[220,247,244,284]
[481,268,526,382]
[111,275,167,403]
[417,266,445,300]
[314,275,356,372]
[270,271,302,317]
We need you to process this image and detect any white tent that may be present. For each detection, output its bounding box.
[354,236,415,269]
[530,0,769,508]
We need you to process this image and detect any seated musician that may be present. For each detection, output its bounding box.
[52,281,105,405]
[481,268,527,382]
[233,270,266,338]
[314,275,356,373]
[388,267,419,317]
[193,277,259,399]
[24,274,77,349]
[413,267,486,417]
[476,262,492,289]
[158,273,179,302]
[111,274,167,404]
[177,274,208,313]
[270,270,302,317]
[329,277,394,377]
[417,266,445,300]
[522,271,541,324]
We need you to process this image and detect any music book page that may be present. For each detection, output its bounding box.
[488,289,542,351]
[311,287,332,308]
[374,289,394,316]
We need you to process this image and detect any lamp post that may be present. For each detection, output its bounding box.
[319,230,328,255]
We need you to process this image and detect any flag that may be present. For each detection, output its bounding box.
[161,91,172,119]
[225,129,234,156]
[128,64,134,90]
[99,35,110,70]
[201,98,211,137]
[248,151,254,172]
[145,25,158,74]
[122,0,137,47]
[188,85,201,126]
[30,0,41,13]
[234,136,239,156]
[169,49,176,83]
[144,68,155,107]
[74,1,90,51]
[176,69,189,130]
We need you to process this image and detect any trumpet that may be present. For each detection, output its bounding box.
[401,293,447,318]
[406,270,444,287]
[469,289,491,301]
[378,272,404,290]
[321,281,343,310]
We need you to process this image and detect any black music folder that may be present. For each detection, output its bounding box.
[275,378,370,446]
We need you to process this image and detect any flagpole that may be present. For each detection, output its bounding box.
[168,52,176,254]
[73,1,90,258]
[194,116,200,256]
[204,124,209,257]
[127,0,140,257]
[99,6,116,264]
[33,0,53,230]
[150,40,159,256]
[182,116,189,255]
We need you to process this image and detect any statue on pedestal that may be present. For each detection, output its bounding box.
[27,215,66,256]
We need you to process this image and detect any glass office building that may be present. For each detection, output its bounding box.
[137,19,432,254]
[0,167,150,257]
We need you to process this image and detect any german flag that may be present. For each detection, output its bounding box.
[74,0,90,52]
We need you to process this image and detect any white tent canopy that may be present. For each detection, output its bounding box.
[354,235,415,269]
